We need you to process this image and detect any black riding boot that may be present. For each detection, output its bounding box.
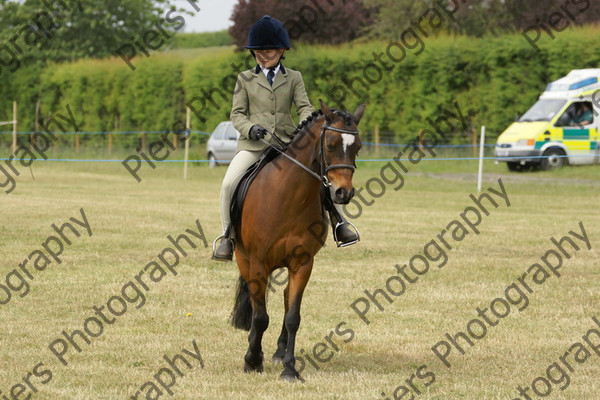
[329,210,360,247]
[320,185,360,247]
[212,224,234,261]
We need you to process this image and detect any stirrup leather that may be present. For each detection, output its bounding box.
[333,220,360,248]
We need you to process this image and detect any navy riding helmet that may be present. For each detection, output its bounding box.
[245,15,291,50]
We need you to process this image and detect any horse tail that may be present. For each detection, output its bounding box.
[230,274,252,331]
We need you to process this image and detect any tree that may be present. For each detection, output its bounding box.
[503,0,600,30]
[359,0,431,39]
[360,0,600,38]
[0,0,192,70]
[229,0,373,49]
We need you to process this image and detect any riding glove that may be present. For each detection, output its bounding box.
[249,125,268,140]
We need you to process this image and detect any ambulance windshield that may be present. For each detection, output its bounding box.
[519,99,566,122]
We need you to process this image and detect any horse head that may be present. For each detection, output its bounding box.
[319,99,365,204]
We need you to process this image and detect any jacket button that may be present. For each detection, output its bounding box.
[271,110,275,115]
[270,96,274,101]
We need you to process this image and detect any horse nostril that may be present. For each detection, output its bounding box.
[335,188,347,200]
[348,187,355,200]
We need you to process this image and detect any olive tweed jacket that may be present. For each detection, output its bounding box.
[230,64,315,153]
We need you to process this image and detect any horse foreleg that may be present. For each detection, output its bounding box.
[244,263,269,373]
[280,261,313,382]
[272,284,289,363]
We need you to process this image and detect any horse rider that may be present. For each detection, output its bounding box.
[212,15,359,261]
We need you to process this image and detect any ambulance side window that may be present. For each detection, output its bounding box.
[555,102,593,127]
[556,103,576,127]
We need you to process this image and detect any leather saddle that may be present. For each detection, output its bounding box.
[230,147,281,230]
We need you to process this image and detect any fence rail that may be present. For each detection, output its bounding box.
[0,154,589,163]
[2,129,596,166]
[0,130,209,135]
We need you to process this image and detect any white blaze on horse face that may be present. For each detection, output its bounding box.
[341,134,355,155]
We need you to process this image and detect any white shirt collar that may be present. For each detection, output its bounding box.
[261,63,280,79]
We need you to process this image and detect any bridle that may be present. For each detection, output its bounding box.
[261,121,360,187]
[318,123,360,186]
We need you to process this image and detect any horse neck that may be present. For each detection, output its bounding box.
[273,118,324,201]
[286,117,323,172]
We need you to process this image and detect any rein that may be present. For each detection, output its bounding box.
[260,122,359,187]
[259,137,322,182]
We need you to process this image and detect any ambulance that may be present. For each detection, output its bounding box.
[495,69,600,170]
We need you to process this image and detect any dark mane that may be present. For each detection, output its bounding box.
[290,109,323,139]
[289,107,353,143]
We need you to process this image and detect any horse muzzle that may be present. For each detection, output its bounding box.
[332,186,355,204]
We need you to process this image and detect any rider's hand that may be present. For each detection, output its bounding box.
[249,125,268,140]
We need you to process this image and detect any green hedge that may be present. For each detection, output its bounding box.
[172,31,232,49]
[1,26,599,150]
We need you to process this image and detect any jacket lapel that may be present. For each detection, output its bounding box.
[271,68,287,92]
[251,65,269,92]
[252,64,288,92]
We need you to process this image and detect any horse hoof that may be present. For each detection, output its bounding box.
[244,362,264,373]
[280,372,304,383]
[244,351,264,373]
[280,374,297,382]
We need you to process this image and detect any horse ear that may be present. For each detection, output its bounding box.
[353,104,366,125]
[319,99,334,119]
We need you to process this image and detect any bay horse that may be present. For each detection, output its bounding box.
[230,100,365,381]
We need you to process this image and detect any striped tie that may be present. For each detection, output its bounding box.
[267,68,275,86]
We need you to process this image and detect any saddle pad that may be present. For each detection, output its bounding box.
[230,147,281,229]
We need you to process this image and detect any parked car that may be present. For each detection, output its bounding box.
[206,121,240,167]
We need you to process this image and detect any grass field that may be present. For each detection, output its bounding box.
[1,155,599,400]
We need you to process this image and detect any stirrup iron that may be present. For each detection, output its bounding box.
[333,221,360,248]
[212,223,235,260]
[212,234,231,254]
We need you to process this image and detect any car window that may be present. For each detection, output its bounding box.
[555,101,594,128]
[225,125,238,140]
[212,123,226,140]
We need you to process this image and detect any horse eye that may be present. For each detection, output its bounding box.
[326,138,337,151]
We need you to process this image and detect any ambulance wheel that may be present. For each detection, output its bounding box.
[507,162,526,172]
[540,148,566,170]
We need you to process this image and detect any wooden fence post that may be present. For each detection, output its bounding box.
[31,99,40,147]
[184,107,191,180]
[11,101,17,153]
[109,114,119,155]
[374,124,379,155]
